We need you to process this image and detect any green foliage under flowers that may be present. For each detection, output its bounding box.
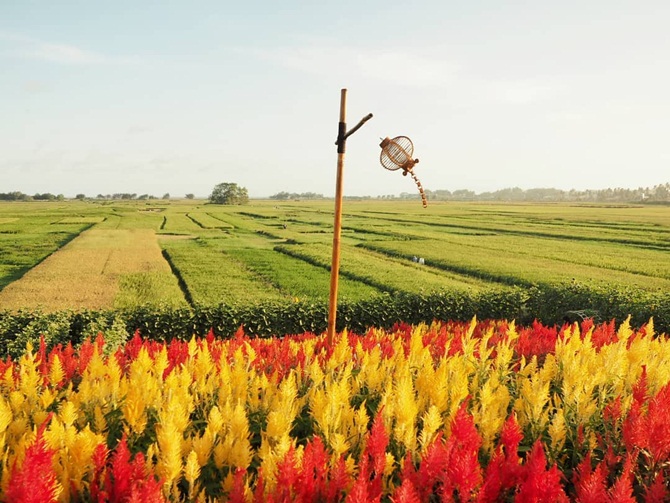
[0,282,668,358]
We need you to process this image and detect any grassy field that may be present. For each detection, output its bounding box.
[0,199,668,312]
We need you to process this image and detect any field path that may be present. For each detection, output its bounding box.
[0,228,184,311]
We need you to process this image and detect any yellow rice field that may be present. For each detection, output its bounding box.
[0,228,186,311]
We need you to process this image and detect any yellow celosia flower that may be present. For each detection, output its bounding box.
[393,372,418,453]
[93,405,107,433]
[156,420,183,486]
[514,356,551,435]
[122,384,148,436]
[548,406,566,453]
[38,387,56,411]
[18,351,41,403]
[330,432,350,458]
[59,400,78,427]
[191,429,214,468]
[353,404,369,451]
[227,402,252,469]
[184,449,201,489]
[473,376,510,453]
[208,404,224,434]
[48,354,65,387]
[419,405,442,453]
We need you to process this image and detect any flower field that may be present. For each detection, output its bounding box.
[1,317,670,501]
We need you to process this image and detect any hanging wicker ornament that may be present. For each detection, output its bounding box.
[379,136,427,207]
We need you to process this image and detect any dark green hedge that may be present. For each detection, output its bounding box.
[0,283,668,358]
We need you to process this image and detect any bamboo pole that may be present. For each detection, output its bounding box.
[327,90,372,347]
[327,89,347,346]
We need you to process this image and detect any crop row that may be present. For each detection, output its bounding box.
[359,239,670,291]
[274,243,488,293]
[345,204,670,248]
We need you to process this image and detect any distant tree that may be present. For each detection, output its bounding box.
[75,194,86,200]
[209,182,249,205]
[185,193,195,199]
[0,191,29,201]
[34,193,57,201]
[270,191,290,200]
[114,193,137,200]
[162,193,170,200]
[138,194,149,200]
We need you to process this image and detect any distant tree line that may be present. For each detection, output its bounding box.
[0,192,65,201]
[3,182,670,204]
[379,183,670,204]
[0,192,194,201]
[94,193,171,200]
[269,191,325,200]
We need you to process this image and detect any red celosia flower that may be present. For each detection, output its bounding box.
[572,452,608,503]
[367,409,389,479]
[90,435,165,503]
[89,443,109,501]
[632,366,648,404]
[514,321,558,362]
[643,472,669,503]
[274,446,298,501]
[327,455,351,502]
[606,453,636,503]
[228,467,247,503]
[477,457,504,503]
[444,402,483,498]
[413,437,447,500]
[409,403,484,501]
[515,440,569,503]
[253,469,266,502]
[645,383,670,464]
[346,467,375,503]
[37,335,49,379]
[498,413,524,487]
[6,414,59,503]
[106,435,133,501]
[604,396,623,425]
[125,453,165,503]
[295,436,329,501]
[391,477,421,503]
[78,336,98,374]
[477,414,525,502]
[590,319,617,349]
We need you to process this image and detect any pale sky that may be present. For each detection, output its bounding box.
[1,1,669,198]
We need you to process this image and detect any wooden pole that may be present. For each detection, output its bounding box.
[327,89,347,346]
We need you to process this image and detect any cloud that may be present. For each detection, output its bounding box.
[247,43,565,105]
[22,80,50,93]
[24,41,104,64]
[483,78,563,104]
[247,45,459,89]
[0,31,140,65]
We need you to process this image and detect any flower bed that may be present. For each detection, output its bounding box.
[0,316,668,501]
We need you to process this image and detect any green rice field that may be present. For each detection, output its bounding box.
[0,199,668,311]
